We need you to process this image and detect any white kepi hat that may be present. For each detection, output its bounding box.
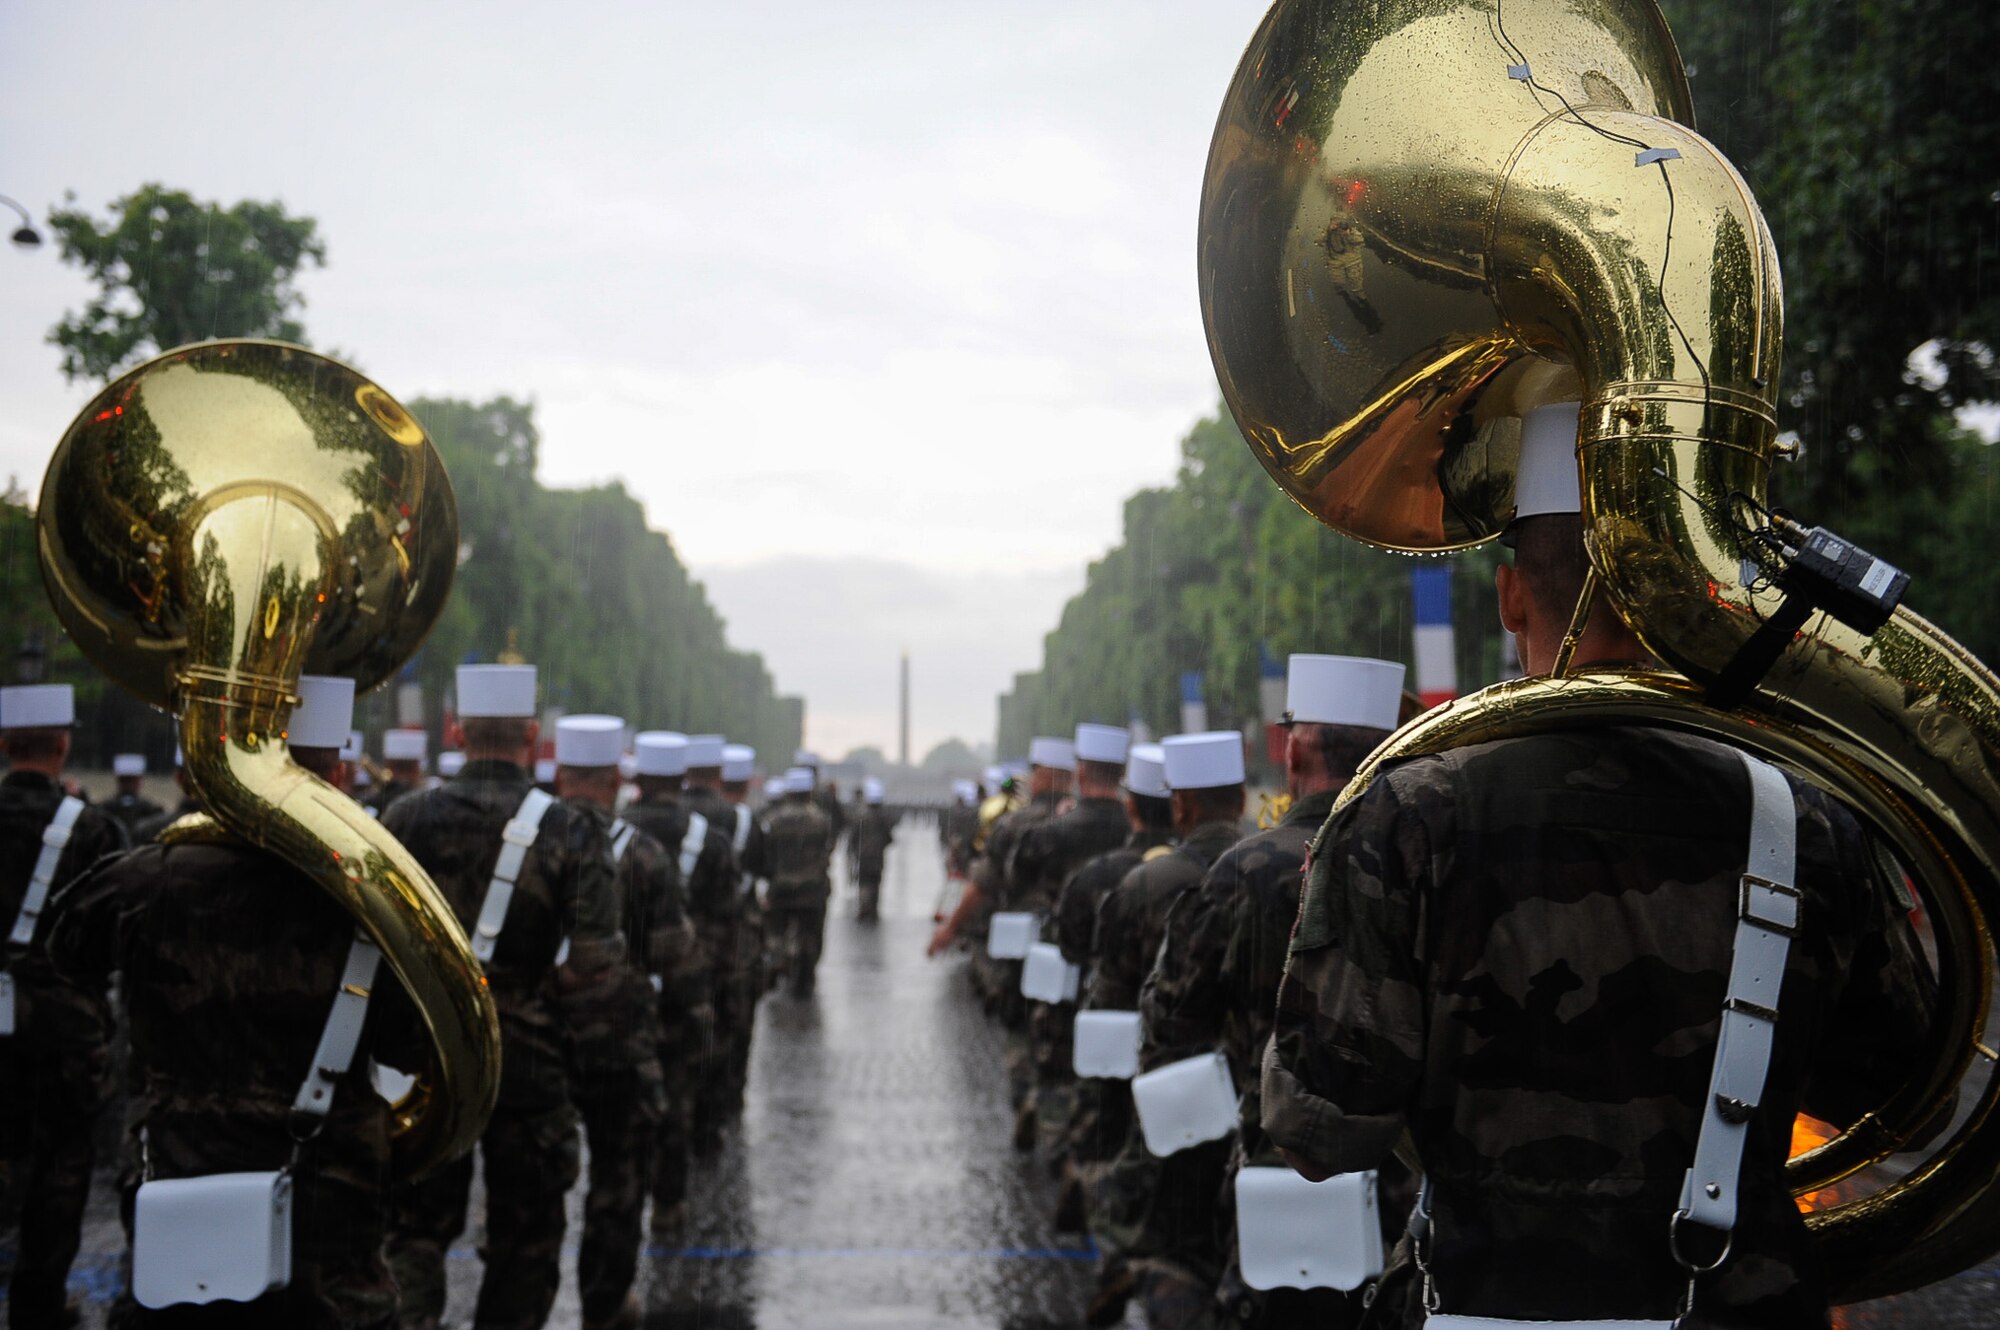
[1123,743,1169,799]
[1162,732,1246,790]
[534,757,557,784]
[721,744,756,782]
[290,675,356,750]
[1284,655,1406,731]
[634,731,690,777]
[457,664,537,718]
[0,684,74,730]
[341,730,365,763]
[1074,723,1131,765]
[684,734,725,768]
[1028,736,1076,772]
[863,777,884,804]
[382,729,428,763]
[556,714,625,768]
[763,776,787,800]
[437,751,467,778]
[1512,401,1583,523]
[783,766,815,794]
[113,753,147,777]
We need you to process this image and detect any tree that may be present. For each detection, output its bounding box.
[46,184,325,382]
[920,738,983,773]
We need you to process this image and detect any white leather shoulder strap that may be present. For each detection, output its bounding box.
[732,804,752,854]
[679,811,708,880]
[609,818,637,865]
[470,787,556,965]
[9,795,84,948]
[292,931,383,1119]
[1677,752,1799,1235]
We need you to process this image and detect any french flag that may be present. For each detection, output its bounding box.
[1411,566,1456,709]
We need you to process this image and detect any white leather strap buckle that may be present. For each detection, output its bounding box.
[471,787,555,965]
[678,811,708,880]
[293,932,382,1119]
[9,795,83,947]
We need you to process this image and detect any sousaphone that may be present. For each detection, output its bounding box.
[1202,0,2000,1299]
[38,339,500,1177]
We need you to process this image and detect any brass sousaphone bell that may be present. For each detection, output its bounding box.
[1202,0,2000,1299]
[38,339,500,1177]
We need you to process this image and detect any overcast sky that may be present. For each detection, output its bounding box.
[1,0,1266,759]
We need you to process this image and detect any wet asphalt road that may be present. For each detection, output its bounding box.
[12,817,2000,1327]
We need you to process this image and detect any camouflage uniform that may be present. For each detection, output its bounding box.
[1049,828,1175,1195]
[974,792,1061,1104]
[102,791,164,837]
[362,779,417,821]
[846,803,894,921]
[557,802,684,1323]
[380,758,626,1330]
[1009,796,1131,1155]
[0,771,128,1328]
[684,788,767,1116]
[42,839,427,1330]
[940,801,978,878]
[1265,728,1936,1328]
[130,797,200,846]
[760,798,834,996]
[1087,819,1242,1330]
[621,789,739,1150]
[1140,788,1390,1328]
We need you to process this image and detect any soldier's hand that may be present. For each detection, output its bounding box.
[926,918,957,958]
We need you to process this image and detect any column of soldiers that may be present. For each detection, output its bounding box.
[933,658,1418,1330]
[0,657,803,1330]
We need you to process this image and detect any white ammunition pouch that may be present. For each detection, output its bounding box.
[986,911,1039,959]
[1235,1166,1383,1292]
[1131,1050,1237,1156]
[133,930,381,1308]
[1417,752,1797,1329]
[1020,941,1079,1003]
[1,796,83,1037]
[1072,1009,1142,1079]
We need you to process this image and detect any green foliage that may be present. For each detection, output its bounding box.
[1659,0,2000,524]
[408,397,801,762]
[46,184,326,382]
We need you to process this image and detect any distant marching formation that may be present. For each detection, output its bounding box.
[928,651,1411,1329]
[0,661,896,1330]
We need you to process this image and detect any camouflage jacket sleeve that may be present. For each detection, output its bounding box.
[622,831,708,1015]
[1047,858,1103,966]
[35,855,123,1055]
[1263,767,1435,1178]
[1084,865,1150,1012]
[548,803,624,976]
[1139,872,1232,1071]
[686,826,743,959]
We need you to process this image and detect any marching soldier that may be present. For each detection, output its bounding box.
[711,743,768,1116]
[1047,742,1175,1246]
[1,683,129,1329]
[761,768,835,997]
[847,779,895,922]
[130,748,200,844]
[671,734,750,1149]
[1086,731,1248,1330]
[618,732,737,1207]
[381,664,628,1330]
[1264,411,1938,1326]
[103,753,163,834]
[43,676,425,1329]
[1010,725,1134,1159]
[1139,655,1407,1328]
[552,716,684,1330]
[366,729,427,817]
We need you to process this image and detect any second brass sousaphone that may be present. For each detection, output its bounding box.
[1202,0,2000,1299]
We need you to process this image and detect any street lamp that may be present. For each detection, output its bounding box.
[1,195,42,248]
